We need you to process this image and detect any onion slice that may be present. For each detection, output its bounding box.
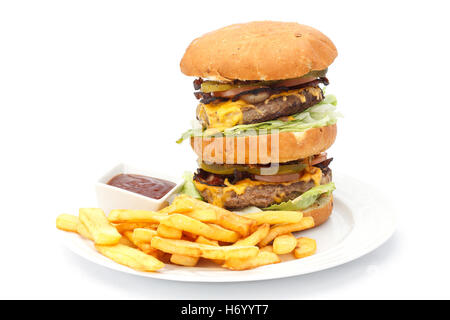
[253,172,301,183]
[212,86,266,98]
[273,77,316,88]
[310,153,328,165]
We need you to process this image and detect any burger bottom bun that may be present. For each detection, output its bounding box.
[302,194,333,227]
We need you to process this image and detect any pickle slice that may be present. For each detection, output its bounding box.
[198,160,307,176]
[303,68,328,78]
[200,81,276,93]
[200,82,235,93]
[199,69,328,93]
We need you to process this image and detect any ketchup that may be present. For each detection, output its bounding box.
[107,174,176,200]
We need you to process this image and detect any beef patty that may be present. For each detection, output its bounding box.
[196,167,332,210]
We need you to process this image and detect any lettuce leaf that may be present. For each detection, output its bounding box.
[177,94,340,143]
[180,171,203,200]
[264,182,335,211]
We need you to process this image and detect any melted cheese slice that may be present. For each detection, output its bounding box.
[193,167,323,208]
[299,167,323,186]
[198,100,246,131]
[265,86,323,103]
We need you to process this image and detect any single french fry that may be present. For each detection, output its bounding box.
[56,214,78,232]
[179,209,217,223]
[294,237,317,259]
[260,245,274,253]
[207,224,240,243]
[245,211,303,225]
[199,245,259,260]
[95,244,164,272]
[170,254,199,267]
[108,209,168,224]
[233,224,270,247]
[195,236,219,246]
[114,222,158,234]
[77,222,93,240]
[223,251,281,271]
[157,224,182,239]
[159,202,192,214]
[151,237,202,257]
[273,233,297,254]
[160,214,239,243]
[157,204,177,214]
[79,208,121,245]
[133,228,157,243]
[259,217,315,247]
[151,236,259,260]
[171,195,256,237]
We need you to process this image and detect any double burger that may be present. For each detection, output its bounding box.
[178,21,339,227]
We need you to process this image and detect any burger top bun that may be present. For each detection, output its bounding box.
[180,21,337,81]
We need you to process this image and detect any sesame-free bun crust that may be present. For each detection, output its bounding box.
[191,124,336,165]
[180,21,337,81]
[303,194,333,227]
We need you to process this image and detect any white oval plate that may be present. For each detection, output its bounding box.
[59,173,396,282]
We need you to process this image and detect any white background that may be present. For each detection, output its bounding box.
[1,0,449,299]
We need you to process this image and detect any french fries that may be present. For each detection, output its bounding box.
[223,251,281,271]
[161,214,239,242]
[108,209,168,224]
[95,244,164,272]
[273,233,297,254]
[151,236,259,260]
[79,208,122,245]
[259,217,315,247]
[171,195,256,237]
[294,237,317,259]
[157,224,182,239]
[245,211,303,225]
[56,194,318,273]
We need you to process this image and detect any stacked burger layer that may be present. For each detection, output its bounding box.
[178,21,340,227]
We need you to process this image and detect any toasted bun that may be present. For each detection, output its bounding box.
[180,21,337,81]
[302,194,333,227]
[191,124,337,164]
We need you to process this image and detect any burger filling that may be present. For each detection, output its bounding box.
[178,70,338,211]
[192,155,333,209]
[196,86,324,130]
[194,74,328,131]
